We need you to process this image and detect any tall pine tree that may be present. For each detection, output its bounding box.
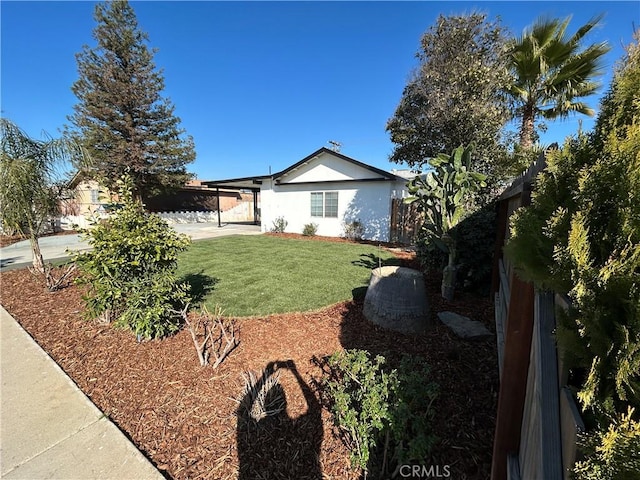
[68,0,195,200]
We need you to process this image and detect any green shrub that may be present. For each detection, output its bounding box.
[573,407,640,480]
[389,356,440,467]
[115,274,189,339]
[453,204,496,291]
[302,222,318,236]
[343,220,364,241]
[504,137,591,292]
[417,203,496,292]
[324,350,393,472]
[74,175,190,339]
[508,136,640,418]
[323,349,438,477]
[505,37,640,419]
[270,216,287,233]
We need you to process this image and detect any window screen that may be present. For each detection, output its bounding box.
[324,192,338,217]
[310,192,324,217]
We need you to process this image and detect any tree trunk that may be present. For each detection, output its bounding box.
[519,103,536,149]
[29,235,46,273]
[441,235,457,301]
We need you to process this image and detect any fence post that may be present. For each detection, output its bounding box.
[491,275,535,480]
[216,187,222,227]
[534,290,563,480]
[491,200,509,297]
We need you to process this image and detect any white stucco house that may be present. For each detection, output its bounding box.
[203,147,412,242]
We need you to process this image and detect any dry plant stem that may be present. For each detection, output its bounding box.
[29,263,77,292]
[179,305,213,366]
[178,305,239,368]
[211,316,239,369]
[381,430,390,479]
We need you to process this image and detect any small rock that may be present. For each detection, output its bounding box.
[437,311,492,340]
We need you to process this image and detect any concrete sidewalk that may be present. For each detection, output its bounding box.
[0,222,262,272]
[0,306,164,479]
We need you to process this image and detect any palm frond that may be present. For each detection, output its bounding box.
[507,15,611,145]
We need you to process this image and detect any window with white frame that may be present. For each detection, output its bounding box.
[324,192,338,217]
[310,191,338,218]
[90,189,100,204]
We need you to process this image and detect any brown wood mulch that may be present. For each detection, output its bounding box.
[0,242,498,480]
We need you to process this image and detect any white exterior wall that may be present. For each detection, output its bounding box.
[260,179,408,242]
[280,152,384,183]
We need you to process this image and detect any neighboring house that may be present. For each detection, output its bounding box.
[63,174,251,216]
[62,173,114,217]
[203,147,411,242]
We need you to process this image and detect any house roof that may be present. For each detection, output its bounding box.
[273,147,403,183]
[201,147,405,190]
[67,169,92,189]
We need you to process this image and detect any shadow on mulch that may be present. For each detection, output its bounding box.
[236,360,323,480]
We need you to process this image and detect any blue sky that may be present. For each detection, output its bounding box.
[1,1,638,180]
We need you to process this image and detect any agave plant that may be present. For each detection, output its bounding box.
[239,366,286,423]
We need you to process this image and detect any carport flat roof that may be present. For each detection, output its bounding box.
[201,176,268,191]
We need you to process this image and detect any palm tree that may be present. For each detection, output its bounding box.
[0,118,88,279]
[508,15,610,148]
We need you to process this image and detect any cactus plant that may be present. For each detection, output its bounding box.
[405,145,487,300]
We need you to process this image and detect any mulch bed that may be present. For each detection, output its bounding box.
[0,242,497,480]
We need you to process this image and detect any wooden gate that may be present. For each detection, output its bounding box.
[389,198,422,244]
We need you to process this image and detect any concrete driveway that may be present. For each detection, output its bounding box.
[0,222,262,272]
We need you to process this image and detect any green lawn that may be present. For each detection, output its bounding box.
[176,235,400,317]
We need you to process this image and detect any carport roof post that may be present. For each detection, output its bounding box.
[198,179,263,226]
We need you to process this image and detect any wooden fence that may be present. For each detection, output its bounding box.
[491,150,585,480]
[389,198,422,244]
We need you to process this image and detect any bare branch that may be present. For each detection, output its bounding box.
[29,263,77,292]
[211,315,239,369]
[179,305,239,368]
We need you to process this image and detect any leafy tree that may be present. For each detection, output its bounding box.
[68,0,195,200]
[386,13,511,180]
[0,118,87,286]
[594,32,640,149]
[507,15,610,148]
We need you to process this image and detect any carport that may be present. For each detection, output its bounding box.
[201,176,267,227]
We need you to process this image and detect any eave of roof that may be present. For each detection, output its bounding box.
[273,147,402,182]
[200,147,407,189]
